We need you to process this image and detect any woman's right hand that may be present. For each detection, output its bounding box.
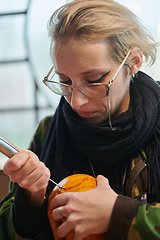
[3,150,50,206]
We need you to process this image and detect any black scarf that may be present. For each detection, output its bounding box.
[40,71,160,202]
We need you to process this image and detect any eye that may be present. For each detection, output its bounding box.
[59,77,72,85]
[60,80,72,85]
[86,71,110,83]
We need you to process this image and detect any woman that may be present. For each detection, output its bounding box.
[1,0,160,239]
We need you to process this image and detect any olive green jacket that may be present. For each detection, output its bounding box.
[1,116,160,240]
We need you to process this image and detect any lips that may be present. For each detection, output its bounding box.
[76,111,97,118]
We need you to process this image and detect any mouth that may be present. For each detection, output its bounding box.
[76,111,97,118]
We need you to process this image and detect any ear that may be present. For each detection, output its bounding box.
[130,47,143,74]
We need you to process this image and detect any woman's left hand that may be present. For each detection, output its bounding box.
[49,175,118,240]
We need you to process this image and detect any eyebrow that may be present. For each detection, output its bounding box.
[83,68,108,75]
[55,68,107,76]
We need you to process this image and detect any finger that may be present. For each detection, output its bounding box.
[3,150,30,174]
[48,188,60,210]
[52,205,66,221]
[19,166,51,192]
[11,152,39,178]
[96,175,109,188]
[58,206,64,218]
[57,217,74,238]
[57,219,87,240]
[50,192,70,209]
[11,159,45,183]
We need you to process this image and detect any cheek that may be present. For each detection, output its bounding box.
[109,74,128,99]
[65,95,107,111]
[99,98,108,107]
[111,81,129,102]
[93,98,108,112]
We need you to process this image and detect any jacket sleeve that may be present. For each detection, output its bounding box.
[12,185,53,239]
[107,195,160,240]
[0,116,53,240]
[0,185,16,240]
[11,116,53,239]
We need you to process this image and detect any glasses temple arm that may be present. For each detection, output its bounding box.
[111,49,131,83]
[45,66,54,79]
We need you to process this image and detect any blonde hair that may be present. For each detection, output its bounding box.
[48,0,158,65]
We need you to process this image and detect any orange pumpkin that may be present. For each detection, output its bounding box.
[47,174,107,240]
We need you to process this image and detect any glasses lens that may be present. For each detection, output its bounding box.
[80,83,107,98]
[45,82,72,96]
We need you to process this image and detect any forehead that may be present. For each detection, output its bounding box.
[51,38,111,55]
[51,38,115,71]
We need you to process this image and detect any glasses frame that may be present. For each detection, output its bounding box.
[43,49,131,98]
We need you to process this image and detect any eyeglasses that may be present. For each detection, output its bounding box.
[43,50,131,98]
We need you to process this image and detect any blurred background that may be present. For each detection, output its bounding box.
[0,0,160,169]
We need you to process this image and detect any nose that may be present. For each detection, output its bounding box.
[70,87,89,109]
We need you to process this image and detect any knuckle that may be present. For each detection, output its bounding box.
[19,181,30,189]
[67,192,79,202]
[65,204,74,215]
[29,177,48,192]
[3,165,8,174]
[12,151,29,169]
[68,216,76,226]
[11,155,24,169]
[27,183,40,192]
[67,212,81,227]
[10,175,17,183]
[44,168,50,180]
[10,172,21,183]
[29,186,38,192]
[74,227,84,238]
[18,178,33,189]
[29,156,39,168]
[72,192,79,200]
[38,162,46,172]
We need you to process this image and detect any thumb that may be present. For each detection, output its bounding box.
[96,175,110,188]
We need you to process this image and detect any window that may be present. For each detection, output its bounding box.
[0,0,159,168]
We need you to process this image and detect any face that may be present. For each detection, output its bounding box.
[51,38,130,124]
